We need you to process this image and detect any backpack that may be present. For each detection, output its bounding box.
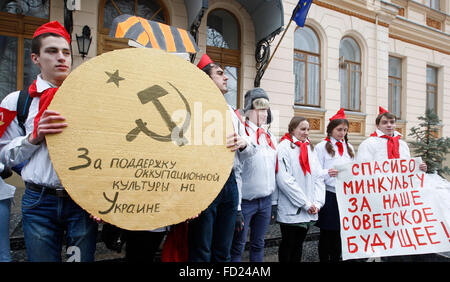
[17,87,33,134]
[0,88,32,179]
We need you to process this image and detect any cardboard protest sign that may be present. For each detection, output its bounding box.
[46,47,235,230]
[335,158,450,260]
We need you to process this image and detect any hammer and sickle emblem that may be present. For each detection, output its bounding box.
[126,82,191,146]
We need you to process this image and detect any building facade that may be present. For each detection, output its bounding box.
[0,0,449,147]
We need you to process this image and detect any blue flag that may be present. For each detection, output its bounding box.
[291,0,312,27]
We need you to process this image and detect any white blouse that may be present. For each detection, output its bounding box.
[274,137,325,224]
[315,137,355,193]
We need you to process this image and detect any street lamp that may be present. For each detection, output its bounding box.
[76,25,92,59]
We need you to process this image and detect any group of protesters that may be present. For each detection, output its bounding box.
[0,21,428,262]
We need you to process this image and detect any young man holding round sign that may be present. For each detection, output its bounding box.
[187,54,256,262]
[0,21,99,262]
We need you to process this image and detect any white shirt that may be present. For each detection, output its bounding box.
[315,137,355,193]
[356,129,410,162]
[227,105,256,165]
[227,105,256,210]
[238,120,277,205]
[0,75,62,188]
[275,137,325,224]
[0,163,15,201]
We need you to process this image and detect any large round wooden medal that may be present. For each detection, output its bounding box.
[47,47,234,230]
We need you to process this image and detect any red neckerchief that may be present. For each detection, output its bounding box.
[244,121,275,150]
[28,79,59,139]
[370,131,401,159]
[324,137,344,156]
[0,108,17,137]
[245,121,278,172]
[256,127,275,150]
[280,133,311,176]
[244,120,250,136]
[234,109,244,124]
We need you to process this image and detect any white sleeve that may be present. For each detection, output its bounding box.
[234,160,242,211]
[271,183,279,206]
[275,145,312,210]
[401,140,411,158]
[0,93,40,168]
[315,143,332,179]
[271,141,280,206]
[310,150,326,209]
[228,108,257,161]
[356,139,374,162]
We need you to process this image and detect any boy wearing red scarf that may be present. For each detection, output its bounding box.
[356,107,427,172]
[0,21,98,261]
[187,54,255,262]
[356,107,427,262]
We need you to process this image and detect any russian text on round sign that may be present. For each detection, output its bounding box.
[46,47,235,230]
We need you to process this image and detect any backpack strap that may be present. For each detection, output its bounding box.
[17,87,33,135]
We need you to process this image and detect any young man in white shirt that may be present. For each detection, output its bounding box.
[0,21,99,262]
[357,107,427,172]
[356,107,427,262]
[187,54,255,262]
[230,88,277,262]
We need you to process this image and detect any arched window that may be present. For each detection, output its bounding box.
[339,37,361,112]
[206,9,240,108]
[0,0,49,100]
[293,26,320,107]
[98,0,169,54]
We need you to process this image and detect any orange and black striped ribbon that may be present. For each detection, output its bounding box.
[110,14,199,53]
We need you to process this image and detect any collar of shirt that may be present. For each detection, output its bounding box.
[246,119,259,133]
[329,136,344,145]
[375,128,402,138]
[35,74,56,93]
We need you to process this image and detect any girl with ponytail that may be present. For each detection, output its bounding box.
[315,108,355,262]
[274,116,325,262]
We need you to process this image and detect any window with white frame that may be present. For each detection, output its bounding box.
[426,66,438,114]
[293,26,321,107]
[388,56,402,118]
[429,0,440,10]
[339,37,361,112]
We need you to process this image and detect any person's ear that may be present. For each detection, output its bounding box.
[31,53,39,65]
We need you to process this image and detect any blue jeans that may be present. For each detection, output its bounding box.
[0,198,11,262]
[230,195,272,262]
[21,187,98,262]
[188,170,238,262]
